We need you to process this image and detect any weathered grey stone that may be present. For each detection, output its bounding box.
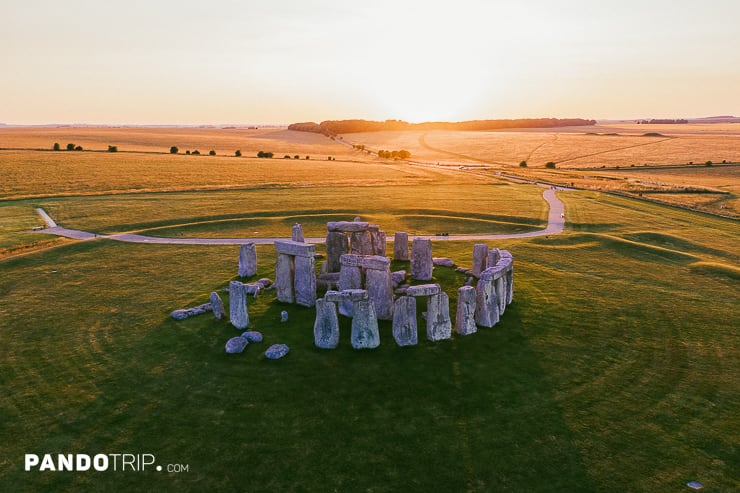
[411,238,433,281]
[371,231,387,256]
[280,310,289,322]
[395,285,410,295]
[314,299,340,349]
[349,230,373,255]
[337,265,362,316]
[475,277,499,328]
[291,223,304,242]
[238,243,257,278]
[506,265,514,305]
[294,255,316,307]
[499,249,513,260]
[455,286,477,336]
[319,272,341,282]
[275,254,294,303]
[426,292,452,341]
[433,257,456,268]
[257,278,272,289]
[265,344,290,359]
[243,283,262,298]
[393,232,409,261]
[406,283,441,297]
[366,267,393,320]
[353,216,362,222]
[274,239,315,258]
[225,336,248,354]
[464,276,475,286]
[392,296,417,346]
[350,299,380,349]
[487,248,501,268]
[210,292,225,320]
[327,221,369,232]
[171,303,212,320]
[340,254,390,271]
[325,231,349,273]
[241,331,263,342]
[495,276,507,315]
[324,289,369,302]
[472,243,489,277]
[391,270,406,287]
[229,281,250,329]
[456,266,473,275]
[480,261,511,281]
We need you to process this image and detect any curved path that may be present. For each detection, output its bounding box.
[33,186,566,245]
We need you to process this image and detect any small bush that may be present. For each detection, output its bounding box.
[185,150,191,155]
[519,161,527,167]
[294,155,299,159]
[305,156,310,160]
[170,146,179,154]
[545,162,556,169]
[209,150,216,156]
[108,145,118,152]
[705,161,712,166]
[74,145,83,151]
[66,143,75,151]
[192,150,200,155]
[235,150,241,157]
[284,155,291,159]
[53,143,60,151]
[257,151,274,158]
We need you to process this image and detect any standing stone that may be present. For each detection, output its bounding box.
[337,265,362,317]
[294,255,317,307]
[281,310,289,322]
[291,223,304,242]
[371,231,387,257]
[350,230,373,255]
[455,286,477,336]
[475,274,499,328]
[426,292,452,341]
[275,254,295,303]
[411,238,433,281]
[495,276,507,315]
[393,232,409,261]
[365,267,394,320]
[229,281,250,329]
[238,243,257,278]
[314,299,340,349]
[325,231,348,273]
[506,266,514,305]
[487,248,501,269]
[472,243,489,277]
[210,291,225,320]
[392,296,417,347]
[351,299,380,349]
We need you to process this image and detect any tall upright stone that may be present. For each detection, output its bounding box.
[506,266,514,305]
[487,248,501,269]
[291,223,304,242]
[350,230,373,255]
[411,238,433,281]
[314,298,340,349]
[475,270,499,328]
[495,276,507,315]
[229,281,249,329]
[365,267,394,320]
[472,243,489,277]
[238,243,257,278]
[351,299,380,349]
[455,286,477,336]
[392,296,417,346]
[294,255,316,307]
[210,291,225,320]
[371,231,387,257]
[326,231,348,273]
[337,265,362,317]
[393,232,409,261]
[275,254,295,303]
[426,292,452,341]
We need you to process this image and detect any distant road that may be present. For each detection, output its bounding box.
[33,185,566,245]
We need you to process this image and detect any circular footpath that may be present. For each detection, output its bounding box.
[33,185,567,245]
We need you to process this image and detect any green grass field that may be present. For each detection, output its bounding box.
[1,178,738,492]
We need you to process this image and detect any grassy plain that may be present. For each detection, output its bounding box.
[0,127,738,492]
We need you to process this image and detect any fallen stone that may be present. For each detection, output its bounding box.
[291,223,304,242]
[393,232,409,261]
[171,303,212,320]
[426,292,452,341]
[327,221,369,232]
[411,238,433,281]
[406,283,441,297]
[455,286,477,336]
[257,278,272,288]
[238,243,257,278]
[274,239,316,258]
[392,296,417,346]
[433,257,456,268]
[241,331,263,343]
[265,344,290,359]
[391,270,406,287]
[225,336,248,354]
[464,276,475,286]
[351,299,380,349]
[210,292,225,320]
[229,281,250,329]
[314,299,340,349]
[394,285,409,295]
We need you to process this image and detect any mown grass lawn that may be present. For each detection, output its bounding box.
[0,190,737,492]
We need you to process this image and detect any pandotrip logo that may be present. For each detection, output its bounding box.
[24,454,189,473]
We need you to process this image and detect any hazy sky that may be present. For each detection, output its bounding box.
[2,0,739,124]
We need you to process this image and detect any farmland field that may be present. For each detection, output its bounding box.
[0,127,738,492]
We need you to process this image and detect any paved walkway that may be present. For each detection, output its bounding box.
[33,185,567,245]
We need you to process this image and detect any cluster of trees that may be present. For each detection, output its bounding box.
[636,119,688,124]
[169,146,222,156]
[53,143,83,151]
[257,151,274,158]
[289,118,597,136]
[377,149,411,159]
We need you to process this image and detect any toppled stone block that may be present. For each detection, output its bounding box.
[391,270,406,287]
[265,344,290,359]
[225,337,248,354]
[241,331,263,343]
[406,283,441,297]
[171,303,212,320]
[433,257,456,268]
[257,278,272,289]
